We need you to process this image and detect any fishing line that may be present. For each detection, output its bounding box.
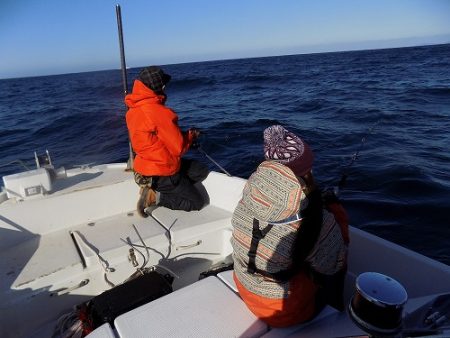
[335,119,383,195]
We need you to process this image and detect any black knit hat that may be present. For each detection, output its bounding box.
[138,66,171,94]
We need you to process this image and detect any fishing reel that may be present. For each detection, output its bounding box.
[322,187,341,204]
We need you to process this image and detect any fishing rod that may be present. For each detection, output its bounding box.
[334,119,382,195]
[195,144,232,177]
[115,4,134,170]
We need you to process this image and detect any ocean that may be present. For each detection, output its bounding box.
[1,44,449,265]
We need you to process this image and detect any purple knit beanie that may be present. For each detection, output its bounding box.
[263,125,314,177]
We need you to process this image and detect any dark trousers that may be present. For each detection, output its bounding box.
[152,159,209,211]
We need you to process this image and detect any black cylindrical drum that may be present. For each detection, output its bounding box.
[349,272,408,337]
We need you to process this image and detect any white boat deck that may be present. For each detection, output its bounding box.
[0,164,246,338]
[1,163,449,337]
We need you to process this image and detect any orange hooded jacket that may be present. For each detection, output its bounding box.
[125,80,195,176]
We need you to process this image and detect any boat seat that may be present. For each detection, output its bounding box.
[260,306,350,338]
[114,276,268,338]
[217,269,238,292]
[216,269,363,337]
[151,204,233,242]
[86,323,116,338]
[72,211,170,265]
[150,204,234,263]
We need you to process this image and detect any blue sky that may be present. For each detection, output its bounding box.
[1,0,450,79]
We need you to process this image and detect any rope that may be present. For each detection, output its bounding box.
[132,223,150,269]
[0,159,31,170]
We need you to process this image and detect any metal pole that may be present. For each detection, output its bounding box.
[116,4,128,96]
[115,4,134,170]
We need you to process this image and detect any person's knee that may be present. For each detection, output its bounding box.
[165,195,205,211]
[184,160,209,183]
[190,197,205,211]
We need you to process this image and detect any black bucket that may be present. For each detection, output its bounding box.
[349,272,408,337]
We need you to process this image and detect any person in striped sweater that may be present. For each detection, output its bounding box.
[231,125,349,327]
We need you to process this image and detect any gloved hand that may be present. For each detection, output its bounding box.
[189,128,201,139]
[189,128,201,149]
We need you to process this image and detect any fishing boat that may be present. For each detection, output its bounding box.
[0,154,449,338]
[1,5,449,337]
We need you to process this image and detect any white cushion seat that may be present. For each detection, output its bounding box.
[217,269,238,293]
[86,323,116,338]
[114,276,268,338]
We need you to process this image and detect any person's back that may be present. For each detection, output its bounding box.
[231,125,349,327]
[125,66,209,215]
[231,161,318,326]
[126,77,191,177]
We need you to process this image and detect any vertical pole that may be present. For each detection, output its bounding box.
[115,4,134,170]
[116,4,128,96]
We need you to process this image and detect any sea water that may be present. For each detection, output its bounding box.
[1,43,449,265]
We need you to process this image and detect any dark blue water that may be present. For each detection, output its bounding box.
[1,44,449,265]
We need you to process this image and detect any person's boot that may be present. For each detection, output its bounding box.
[137,186,156,218]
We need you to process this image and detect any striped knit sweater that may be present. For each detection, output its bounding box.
[231,161,346,299]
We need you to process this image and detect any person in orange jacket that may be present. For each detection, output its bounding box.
[125,66,209,216]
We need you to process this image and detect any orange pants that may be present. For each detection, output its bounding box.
[234,271,318,327]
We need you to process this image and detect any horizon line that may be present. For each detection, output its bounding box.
[1,40,449,81]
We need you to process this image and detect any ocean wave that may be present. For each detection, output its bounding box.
[1,43,450,265]
[170,77,217,91]
[0,128,30,139]
[414,86,450,96]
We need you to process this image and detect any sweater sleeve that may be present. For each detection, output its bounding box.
[326,202,350,245]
